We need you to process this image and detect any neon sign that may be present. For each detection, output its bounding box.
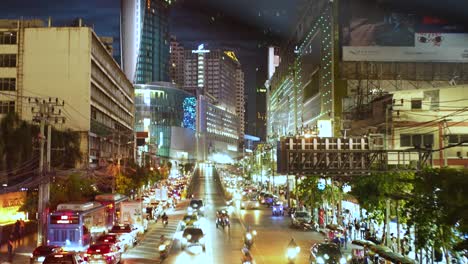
[192,44,210,54]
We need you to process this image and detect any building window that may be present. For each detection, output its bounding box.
[0,54,16,67]
[0,32,17,44]
[400,134,434,147]
[0,101,15,114]
[448,134,468,145]
[411,99,422,110]
[0,78,15,91]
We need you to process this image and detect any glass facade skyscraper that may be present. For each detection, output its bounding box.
[121,0,172,84]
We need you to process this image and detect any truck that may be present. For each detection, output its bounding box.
[120,201,148,235]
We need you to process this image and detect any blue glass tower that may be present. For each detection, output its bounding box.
[121,0,173,84]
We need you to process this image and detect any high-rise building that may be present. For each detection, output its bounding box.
[0,19,135,168]
[121,0,173,84]
[235,67,245,138]
[183,45,240,114]
[169,36,184,87]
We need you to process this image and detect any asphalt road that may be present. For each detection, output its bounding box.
[165,163,245,264]
[165,164,326,264]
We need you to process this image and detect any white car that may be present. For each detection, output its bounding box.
[240,198,260,209]
[291,211,312,225]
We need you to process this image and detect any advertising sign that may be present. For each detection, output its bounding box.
[340,0,468,62]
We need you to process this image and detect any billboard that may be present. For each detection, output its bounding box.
[340,0,468,62]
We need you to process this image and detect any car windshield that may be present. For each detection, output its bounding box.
[110,225,131,233]
[183,228,203,237]
[295,212,309,218]
[184,215,195,221]
[97,235,117,243]
[44,254,74,264]
[190,200,203,208]
[88,244,111,254]
[317,244,342,258]
[34,246,59,255]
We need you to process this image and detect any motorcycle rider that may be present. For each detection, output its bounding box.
[241,246,253,263]
[288,238,298,248]
[162,212,168,226]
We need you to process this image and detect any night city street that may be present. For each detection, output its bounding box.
[0,0,468,263]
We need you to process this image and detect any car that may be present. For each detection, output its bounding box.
[188,199,205,216]
[292,211,312,226]
[95,234,125,252]
[30,245,63,264]
[181,213,200,229]
[42,252,85,264]
[85,243,121,264]
[240,196,260,209]
[109,224,138,247]
[309,242,347,264]
[180,227,206,251]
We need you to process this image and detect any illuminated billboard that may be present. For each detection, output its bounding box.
[340,0,468,62]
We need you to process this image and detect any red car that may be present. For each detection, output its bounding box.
[85,243,122,264]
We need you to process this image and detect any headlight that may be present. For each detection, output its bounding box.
[37,256,45,262]
[273,207,276,211]
[324,254,330,260]
[181,238,187,244]
[252,230,257,236]
[246,233,252,240]
[158,244,166,251]
[340,257,347,264]
[287,248,298,258]
[316,257,325,264]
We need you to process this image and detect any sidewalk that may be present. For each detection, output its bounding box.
[0,233,37,264]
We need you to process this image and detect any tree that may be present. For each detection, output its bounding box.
[406,168,468,262]
[49,173,98,209]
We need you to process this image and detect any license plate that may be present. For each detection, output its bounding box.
[93,255,102,259]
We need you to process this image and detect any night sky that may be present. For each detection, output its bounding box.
[1,0,467,136]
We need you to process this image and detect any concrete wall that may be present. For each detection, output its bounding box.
[22,27,92,131]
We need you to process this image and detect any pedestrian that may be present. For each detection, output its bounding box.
[347,222,353,241]
[390,237,398,252]
[354,220,360,239]
[343,229,349,250]
[14,220,20,239]
[19,218,25,240]
[360,221,367,239]
[7,234,14,261]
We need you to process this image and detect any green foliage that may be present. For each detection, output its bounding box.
[0,112,36,173]
[51,128,82,168]
[350,171,414,223]
[406,168,468,252]
[50,173,98,209]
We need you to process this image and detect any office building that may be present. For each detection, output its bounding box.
[134,82,196,163]
[0,19,134,168]
[169,36,185,87]
[235,67,245,138]
[121,0,173,84]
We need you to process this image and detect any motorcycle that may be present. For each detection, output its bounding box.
[158,242,169,260]
[216,216,230,229]
[272,203,284,216]
[244,230,257,249]
[286,245,300,264]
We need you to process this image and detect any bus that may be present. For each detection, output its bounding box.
[47,202,108,252]
[95,193,128,230]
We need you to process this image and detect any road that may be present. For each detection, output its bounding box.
[165,163,245,264]
[165,164,325,264]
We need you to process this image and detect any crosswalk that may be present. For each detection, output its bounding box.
[122,204,187,263]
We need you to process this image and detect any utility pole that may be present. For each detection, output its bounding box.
[30,97,65,246]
